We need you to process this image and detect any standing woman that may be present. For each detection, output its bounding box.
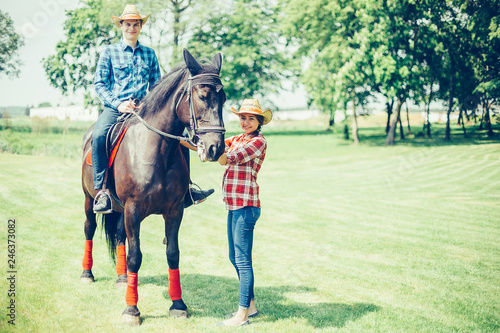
[217,99,272,326]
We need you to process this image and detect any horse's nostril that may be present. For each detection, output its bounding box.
[209,146,217,158]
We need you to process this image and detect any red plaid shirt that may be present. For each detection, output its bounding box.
[222,132,267,210]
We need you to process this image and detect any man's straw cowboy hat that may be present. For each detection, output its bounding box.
[112,5,150,27]
[231,99,273,125]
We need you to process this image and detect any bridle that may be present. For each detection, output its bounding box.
[130,72,226,144]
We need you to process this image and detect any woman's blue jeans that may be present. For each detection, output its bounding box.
[227,206,261,308]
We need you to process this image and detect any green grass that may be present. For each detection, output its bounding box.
[0,117,499,332]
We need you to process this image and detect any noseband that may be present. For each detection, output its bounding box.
[130,72,226,143]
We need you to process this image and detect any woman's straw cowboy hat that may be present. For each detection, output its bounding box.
[231,99,273,125]
[112,5,150,27]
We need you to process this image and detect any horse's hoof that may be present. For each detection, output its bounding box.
[169,309,190,318]
[80,270,94,283]
[122,313,141,326]
[81,277,95,283]
[115,274,127,289]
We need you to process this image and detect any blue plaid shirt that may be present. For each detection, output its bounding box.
[94,39,161,110]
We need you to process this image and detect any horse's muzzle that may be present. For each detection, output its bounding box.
[198,132,224,162]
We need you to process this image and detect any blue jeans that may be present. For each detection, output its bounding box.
[91,107,121,190]
[227,206,261,308]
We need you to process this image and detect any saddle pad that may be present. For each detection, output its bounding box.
[86,126,129,168]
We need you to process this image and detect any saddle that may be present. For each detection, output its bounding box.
[85,113,133,168]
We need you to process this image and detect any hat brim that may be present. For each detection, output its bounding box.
[112,14,150,27]
[231,107,273,125]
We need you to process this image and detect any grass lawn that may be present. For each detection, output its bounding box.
[0,117,499,332]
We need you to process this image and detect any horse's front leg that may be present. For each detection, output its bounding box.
[164,209,190,318]
[122,204,143,326]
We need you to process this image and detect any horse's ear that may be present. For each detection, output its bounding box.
[211,53,223,74]
[183,49,203,76]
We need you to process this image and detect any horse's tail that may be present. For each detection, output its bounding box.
[101,212,123,262]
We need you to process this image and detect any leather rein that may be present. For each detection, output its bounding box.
[129,72,226,144]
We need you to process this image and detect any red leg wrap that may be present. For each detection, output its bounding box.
[82,240,93,270]
[168,268,182,301]
[116,245,127,276]
[125,273,139,306]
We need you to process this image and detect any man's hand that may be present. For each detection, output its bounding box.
[117,100,137,113]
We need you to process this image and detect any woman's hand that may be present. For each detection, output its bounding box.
[218,153,227,165]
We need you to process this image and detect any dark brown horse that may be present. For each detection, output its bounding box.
[80,49,226,325]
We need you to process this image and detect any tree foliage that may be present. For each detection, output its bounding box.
[187,0,297,104]
[0,10,24,79]
[42,0,120,107]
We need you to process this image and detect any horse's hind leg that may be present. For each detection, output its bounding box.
[81,193,97,283]
[164,211,189,318]
[115,213,127,288]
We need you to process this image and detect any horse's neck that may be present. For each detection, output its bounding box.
[137,105,184,155]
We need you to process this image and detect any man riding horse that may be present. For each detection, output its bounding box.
[91,4,213,213]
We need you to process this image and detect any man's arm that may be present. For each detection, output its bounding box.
[149,52,161,89]
[94,47,122,110]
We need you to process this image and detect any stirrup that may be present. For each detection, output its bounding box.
[188,183,205,205]
[93,190,113,214]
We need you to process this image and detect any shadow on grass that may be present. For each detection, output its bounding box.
[140,273,380,329]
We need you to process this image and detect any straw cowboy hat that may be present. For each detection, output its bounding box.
[112,5,150,27]
[231,99,273,125]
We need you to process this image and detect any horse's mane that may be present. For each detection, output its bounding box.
[137,63,188,117]
[138,58,219,118]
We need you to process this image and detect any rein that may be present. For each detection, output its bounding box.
[130,72,226,143]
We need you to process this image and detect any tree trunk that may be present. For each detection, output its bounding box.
[343,104,349,140]
[484,101,494,137]
[406,102,411,135]
[445,59,454,141]
[459,108,467,138]
[425,81,433,137]
[172,8,181,68]
[385,99,394,134]
[385,97,403,145]
[399,114,405,140]
[352,96,359,144]
[328,109,335,130]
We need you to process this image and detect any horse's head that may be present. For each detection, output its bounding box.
[178,49,226,162]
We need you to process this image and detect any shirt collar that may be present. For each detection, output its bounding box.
[119,38,143,51]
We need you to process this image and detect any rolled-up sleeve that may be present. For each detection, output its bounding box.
[226,137,266,165]
[149,52,161,89]
[94,47,121,109]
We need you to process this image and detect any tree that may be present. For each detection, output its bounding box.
[464,0,500,137]
[283,0,385,143]
[38,102,52,108]
[0,10,24,78]
[187,0,296,104]
[42,0,120,107]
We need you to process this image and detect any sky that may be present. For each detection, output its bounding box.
[0,0,83,108]
[0,0,309,110]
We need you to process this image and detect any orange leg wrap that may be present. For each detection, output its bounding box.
[116,245,127,276]
[168,268,182,301]
[125,273,139,306]
[82,240,93,270]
